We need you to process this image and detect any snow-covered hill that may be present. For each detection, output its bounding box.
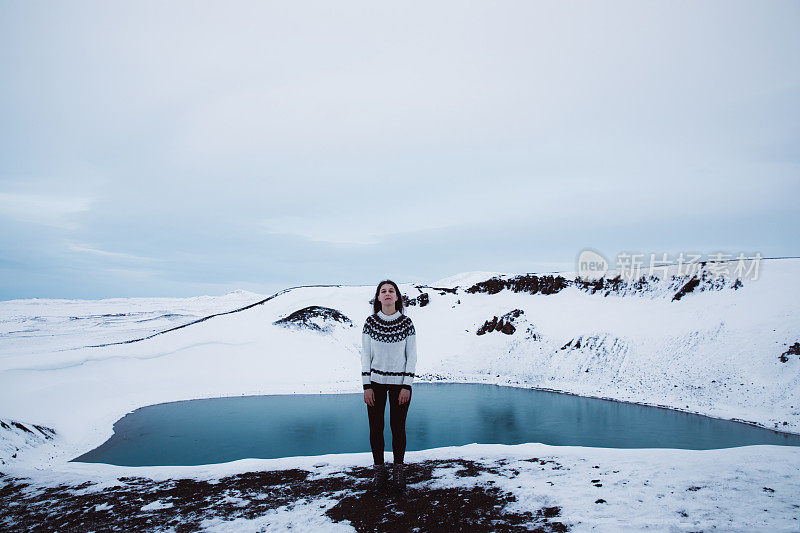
[1,258,799,531]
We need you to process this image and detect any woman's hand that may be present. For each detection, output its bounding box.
[364,388,375,407]
[398,388,411,405]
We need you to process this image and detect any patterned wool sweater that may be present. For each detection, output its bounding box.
[361,309,417,390]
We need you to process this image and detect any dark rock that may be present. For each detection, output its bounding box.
[672,277,700,301]
[31,424,56,439]
[403,292,430,307]
[779,342,800,363]
[10,422,33,434]
[273,306,353,333]
[467,274,568,296]
[560,337,585,350]
[477,309,524,336]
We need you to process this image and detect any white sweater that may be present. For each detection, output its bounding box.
[361,309,417,390]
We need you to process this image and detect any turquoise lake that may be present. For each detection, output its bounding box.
[71,383,800,466]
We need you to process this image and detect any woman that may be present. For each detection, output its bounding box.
[361,279,417,495]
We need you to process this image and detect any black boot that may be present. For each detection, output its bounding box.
[371,463,389,494]
[392,462,406,493]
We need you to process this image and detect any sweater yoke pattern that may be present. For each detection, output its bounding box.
[363,313,416,343]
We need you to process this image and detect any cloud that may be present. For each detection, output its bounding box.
[0,192,93,229]
[1,1,797,299]
[63,241,159,263]
[260,212,464,246]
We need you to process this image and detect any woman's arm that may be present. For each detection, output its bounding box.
[361,325,373,390]
[401,326,417,389]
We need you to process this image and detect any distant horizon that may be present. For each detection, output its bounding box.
[3,254,798,303]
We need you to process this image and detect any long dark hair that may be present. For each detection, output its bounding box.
[372,279,404,315]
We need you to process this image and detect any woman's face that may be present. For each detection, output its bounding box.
[379,283,398,308]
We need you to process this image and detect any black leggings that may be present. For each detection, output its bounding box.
[366,382,412,465]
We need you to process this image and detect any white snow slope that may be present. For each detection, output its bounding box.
[1,259,799,531]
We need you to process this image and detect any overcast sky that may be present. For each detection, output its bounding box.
[1,0,798,300]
